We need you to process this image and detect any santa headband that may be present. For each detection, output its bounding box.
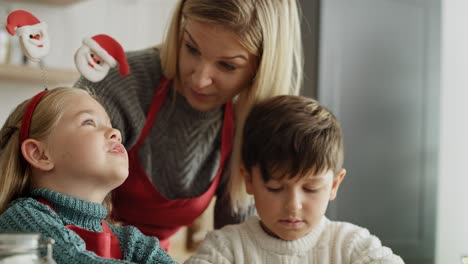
[83,37,117,67]
[20,90,48,144]
[6,10,48,37]
[82,35,129,76]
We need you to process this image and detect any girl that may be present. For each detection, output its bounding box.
[0,87,176,264]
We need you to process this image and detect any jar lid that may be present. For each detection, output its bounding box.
[0,233,41,254]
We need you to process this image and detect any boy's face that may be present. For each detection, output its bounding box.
[243,166,346,241]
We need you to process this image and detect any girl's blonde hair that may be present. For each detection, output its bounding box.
[160,0,304,212]
[0,88,90,214]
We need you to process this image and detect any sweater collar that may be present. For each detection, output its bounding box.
[246,215,328,255]
[31,189,107,231]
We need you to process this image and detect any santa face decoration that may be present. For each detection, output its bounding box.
[75,45,111,82]
[6,10,50,62]
[74,34,129,83]
[18,27,50,62]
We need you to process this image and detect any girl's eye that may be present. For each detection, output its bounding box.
[96,60,101,64]
[218,62,236,71]
[82,119,96,126]
[185,44,200,56]
[90,54,94,58]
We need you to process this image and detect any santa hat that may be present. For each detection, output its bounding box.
[83,34,129,76]
[6,10,48,37]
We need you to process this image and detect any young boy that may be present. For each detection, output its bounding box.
[185,95,404,263]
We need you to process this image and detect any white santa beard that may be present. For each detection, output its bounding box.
[75,46,110,82]
[20,36,50,62]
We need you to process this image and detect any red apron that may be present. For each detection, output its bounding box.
[112,77,234,251]
[37,198,123,259]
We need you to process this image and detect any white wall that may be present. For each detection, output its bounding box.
[1,0,176,69]
[436,0,468,263]
[0,0,177,124]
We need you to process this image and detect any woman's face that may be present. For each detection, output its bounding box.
[177,19,258,112]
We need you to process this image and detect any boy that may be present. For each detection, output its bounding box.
[185,95,404,263]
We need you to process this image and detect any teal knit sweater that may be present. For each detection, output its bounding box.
[0,189,176,264]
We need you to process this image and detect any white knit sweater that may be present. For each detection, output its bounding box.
[185,216,404,264]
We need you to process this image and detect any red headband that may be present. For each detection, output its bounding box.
[19,90,48,144]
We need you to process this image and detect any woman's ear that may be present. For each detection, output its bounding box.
[241,165,254,195]
[21,139,54,171]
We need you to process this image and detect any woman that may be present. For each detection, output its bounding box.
[76,0,303,250]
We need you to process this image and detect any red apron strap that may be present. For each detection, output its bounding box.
[132,77,170,150]
[36,198,123,260]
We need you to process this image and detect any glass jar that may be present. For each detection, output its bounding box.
[0,233,56,264]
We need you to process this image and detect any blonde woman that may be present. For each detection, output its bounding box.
[75,0,303,250]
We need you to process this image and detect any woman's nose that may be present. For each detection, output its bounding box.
[192,62,213,89]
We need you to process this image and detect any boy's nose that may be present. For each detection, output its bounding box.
[285,193,303,212]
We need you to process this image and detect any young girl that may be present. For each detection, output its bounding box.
[185,95,404,263]
[0,87,176,264]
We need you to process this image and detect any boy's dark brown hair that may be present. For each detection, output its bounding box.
[242,95,344,182]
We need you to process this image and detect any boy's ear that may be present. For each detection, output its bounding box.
[329,169,346,201]
[21,139,54,171]
[241,165,254,195]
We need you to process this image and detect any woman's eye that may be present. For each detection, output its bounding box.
[185,44,200,56]
[90,54,94,58]
[219,62,236,71]
[82,119,96,126]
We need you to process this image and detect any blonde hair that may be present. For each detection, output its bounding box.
[160,0,303,212]
[0,88,90,214]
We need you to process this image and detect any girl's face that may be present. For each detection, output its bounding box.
[44,93,128,202]
[176,19,258,112]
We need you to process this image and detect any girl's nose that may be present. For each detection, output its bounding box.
[192,62,213,89]
[108,128,122,142]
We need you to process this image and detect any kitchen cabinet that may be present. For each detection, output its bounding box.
[0,64,78,86]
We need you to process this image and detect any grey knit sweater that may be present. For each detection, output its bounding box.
[75,47,249,229]
[0,189,176,264]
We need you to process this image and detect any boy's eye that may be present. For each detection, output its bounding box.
[82,119,96,126]
[185,43,200,56]
[218,62,236,71]
[266,186,283,193]
[304,188,319,193]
